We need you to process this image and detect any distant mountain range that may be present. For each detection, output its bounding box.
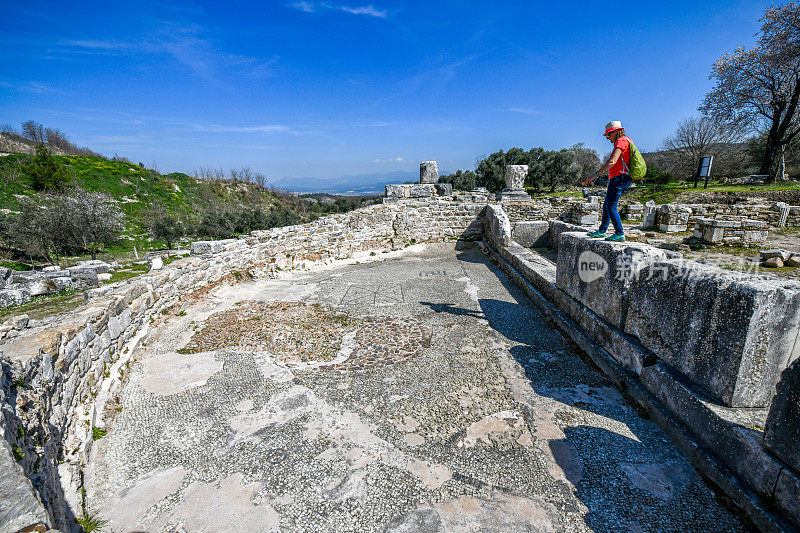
[270,170,418,195]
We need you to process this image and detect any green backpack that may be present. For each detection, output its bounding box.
[622,136,647,180]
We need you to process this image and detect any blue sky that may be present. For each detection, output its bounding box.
[0,1,771,180]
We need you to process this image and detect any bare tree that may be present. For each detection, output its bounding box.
[662,116,744,178]
[700,2,800,180]
[252,172,268,188]
[20,120,45,143]
[44,128,70,151]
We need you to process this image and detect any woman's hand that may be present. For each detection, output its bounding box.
[582,174,595,187]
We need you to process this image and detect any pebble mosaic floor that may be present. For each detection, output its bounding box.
[84,243,747,533]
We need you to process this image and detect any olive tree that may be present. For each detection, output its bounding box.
[9,196,74,265]
[148,208,184,249]
[700,2,800,180]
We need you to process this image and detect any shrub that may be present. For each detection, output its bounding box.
[265,205,299,229]
[149,212,184,249]
[440,170,478,191]
[642,165,674,185]
[196,209,237,239]
[22,144,71,191]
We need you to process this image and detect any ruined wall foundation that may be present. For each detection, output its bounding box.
[2,193,800,531]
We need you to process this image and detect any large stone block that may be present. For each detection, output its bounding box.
[763,358,800,472]
[191,240,226,255]
[75,259,113,274]
[0,288,31,308]
[547,221,588,251]
[0,267,9,289]
[642,363,783,497]
[499,189,531,202]
[484,204,511,247]
[420,161,439,184]
[775,468,800,528]
[69,267,100,289]
[408,184,436,198]
[625,259,800,407]
[511,221,549,248]
[0,438,51,532]
[642,200,656,229]
[24,278,56,297]
[385,184,410,198]
[434,183,453,196]
[505,165,528,189]
[655,204,691,232]
[555,232,668,329]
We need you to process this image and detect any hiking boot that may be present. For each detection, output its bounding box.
[605,234,626,242]
[587,231,606,238]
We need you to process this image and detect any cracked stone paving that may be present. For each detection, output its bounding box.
[84,242,746,532]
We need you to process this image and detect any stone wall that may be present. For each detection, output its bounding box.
[556,232,800,408]
[0,261,115,310]
[0,197,486,531]
[692,217,770,246]
[481,206,800,529]
[484,204,511,248]
[3,191,799,530]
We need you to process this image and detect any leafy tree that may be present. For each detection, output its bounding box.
[700,2,800,180]
[642,165,674,185]
[197,209,237,240]
[439,169,478,191]
[476,147,578,193]
[149,210,184,249]
[538,149,579,192]
[567,143,602,178]
[9,196,72,265]
[235,208,270,233]
[265,205,299,228]
[22,144,71,191]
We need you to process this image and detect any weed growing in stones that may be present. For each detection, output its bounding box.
[76,509,108,532]
[92,427,107,441]
[12,446,24,461]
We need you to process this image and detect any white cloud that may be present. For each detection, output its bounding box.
[0,80,60,94]
[61,28,278,81]
[290,1,315,12]
[65,39,134,50]
[338,5,386,18]
[290,2,387,18]
[374,157,404,163]
[507,108,542,116]
[190,124,291,133]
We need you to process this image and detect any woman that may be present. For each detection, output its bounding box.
[582,121,633,242]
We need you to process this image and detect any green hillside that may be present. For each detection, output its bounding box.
[0,152,378,272]
[0,154,281,234]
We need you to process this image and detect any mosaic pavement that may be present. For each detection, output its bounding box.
[84,243,747,532]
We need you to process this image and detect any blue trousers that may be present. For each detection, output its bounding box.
[599,173,632,235]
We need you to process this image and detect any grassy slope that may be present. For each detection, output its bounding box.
[0,154,281,249]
